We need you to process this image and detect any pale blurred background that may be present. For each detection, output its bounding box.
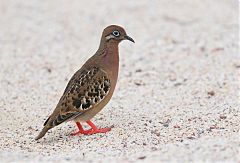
[0,0,239,162]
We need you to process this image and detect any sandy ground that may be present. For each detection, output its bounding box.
[0,0,239,162]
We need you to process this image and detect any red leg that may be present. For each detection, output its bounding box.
[85,120,111,135]
[71,122,92,135]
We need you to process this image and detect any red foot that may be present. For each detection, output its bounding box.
[71,121,112,136]
[71,122,92,135]
[71,129,93,135]
[84,127,111,135]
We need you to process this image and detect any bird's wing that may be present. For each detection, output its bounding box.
[45,66,111,127]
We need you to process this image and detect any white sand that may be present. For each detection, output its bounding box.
[0,0,239,162]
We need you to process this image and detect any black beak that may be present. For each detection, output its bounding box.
[124,35,135,43]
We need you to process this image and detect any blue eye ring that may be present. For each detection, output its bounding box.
[112,30,120,37]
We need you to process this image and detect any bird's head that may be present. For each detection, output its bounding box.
[102,25,135,44]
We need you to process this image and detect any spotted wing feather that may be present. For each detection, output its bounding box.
[49,67,111,127]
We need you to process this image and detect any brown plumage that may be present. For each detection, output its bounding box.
[35,25,134,140]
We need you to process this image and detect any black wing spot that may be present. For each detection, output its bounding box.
[104,85,109,93]
[82,102,91,109]
[73,99,81,108]
[88,92,98,97]
[70,87,74,93]
[82,98,91,109]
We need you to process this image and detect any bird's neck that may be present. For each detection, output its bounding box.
[97,42,119,78]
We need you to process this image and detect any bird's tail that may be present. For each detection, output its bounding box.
[35,125,52,140]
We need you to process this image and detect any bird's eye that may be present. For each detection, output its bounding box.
[112,30,120,37]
